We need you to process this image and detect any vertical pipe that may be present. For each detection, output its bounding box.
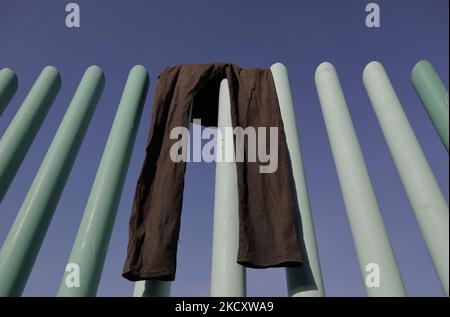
[270,63,325,297]
[315,62,406,296]
[210,79,246,297]
[0,66,104,297]
[133,280,172,297]
[58,66,149,297]
[0,66,60,203]
[412,60,449,152]
[363,61,449,296]
[0,68,18,116]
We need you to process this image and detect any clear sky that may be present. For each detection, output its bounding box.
[0,0,448,297]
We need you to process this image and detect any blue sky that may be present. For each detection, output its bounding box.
[0,0,448,296]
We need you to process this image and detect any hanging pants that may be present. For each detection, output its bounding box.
[123,63,303,281]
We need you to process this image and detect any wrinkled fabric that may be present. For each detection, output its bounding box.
[123,63,302,281]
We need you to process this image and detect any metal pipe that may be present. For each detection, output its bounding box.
[58,65,149,297]
[363,61,449,296]
[133,280,172,297]
[315,62,406,296]
[0,66,104,297]
[210,79,246,297]
[412,60,449,152]
[0,68,18,116]
[270,63,325,297]
[0,66,60,203]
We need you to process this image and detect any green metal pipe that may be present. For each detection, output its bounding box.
[316,62,405,296]
[0,66,104,297]
[210,79,247,297]
[133,280,172,297]
[270,63,325,297]
[364,61,449,297]
[0,66,60,203]
[412,60,449,152]
[58,65,149,297]
[0,68,18,116]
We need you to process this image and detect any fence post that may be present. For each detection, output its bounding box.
[0,68,18,116]
[133,280,172,297]
[58,65,149,297]
[315,62,406,296]
[363,61,449,296]
[0,66,60,203]
[210,79,247,297]
[0,66,104,297]
[412,60,449,152]
[270,63,325,297]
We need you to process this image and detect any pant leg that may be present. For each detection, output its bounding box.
[122,64,227,281]
[226,66,303,268]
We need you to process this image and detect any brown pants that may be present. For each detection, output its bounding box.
[123,63,302,281]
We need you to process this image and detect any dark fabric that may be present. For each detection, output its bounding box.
[123,63,302,281]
